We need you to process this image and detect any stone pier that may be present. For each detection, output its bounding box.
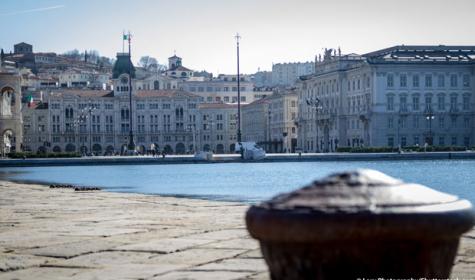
[0,181,474,279]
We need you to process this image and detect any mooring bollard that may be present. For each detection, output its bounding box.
[246,169,475,280]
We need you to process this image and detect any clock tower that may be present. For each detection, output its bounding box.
[112,52,136,97]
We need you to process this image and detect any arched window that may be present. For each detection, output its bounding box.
[153,80,159,90]
[65,107,74,119]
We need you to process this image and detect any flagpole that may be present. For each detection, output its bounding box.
[122,31,125,53]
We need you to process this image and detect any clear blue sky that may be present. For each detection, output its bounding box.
[1,0,475,74]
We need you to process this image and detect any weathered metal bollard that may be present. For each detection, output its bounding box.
[246,169,475,280]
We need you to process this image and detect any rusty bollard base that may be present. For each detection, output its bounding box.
[246,169,475,280]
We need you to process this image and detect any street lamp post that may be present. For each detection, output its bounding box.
[80,104,95,155]
[127,31,135,152]
[188,124,196,154]
[208,115,214,153]
[306,97,322,153]
[235,33,243,159]
[425,107,435,146]
[267,109,271,152]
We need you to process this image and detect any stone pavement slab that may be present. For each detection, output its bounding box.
[150,270,253,280]
[115,238,214,254]
[193,258,268,272]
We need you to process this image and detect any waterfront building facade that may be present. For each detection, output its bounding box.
[20,52,245,155]
[22,53,202,155]
[297,45,475,151]
[267,90,298,153]
[198,103,238,153]
[242,97,270,148]
[242,90,298,152]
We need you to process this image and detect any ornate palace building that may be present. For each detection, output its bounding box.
[297,45,475,151]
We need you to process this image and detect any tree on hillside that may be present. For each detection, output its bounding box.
[138,56,167,72]
[138,56,158,69]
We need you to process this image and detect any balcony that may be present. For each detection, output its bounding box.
[399,107,409,115]
[449,107,459,115]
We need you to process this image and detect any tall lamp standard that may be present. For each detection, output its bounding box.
[425,106,435,145]
[306,97,322,152]
[82,104,95,155]
[127,31,135,152]
[235,33,243,158]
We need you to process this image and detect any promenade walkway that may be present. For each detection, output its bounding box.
[0,181,474,279]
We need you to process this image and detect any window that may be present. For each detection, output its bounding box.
[149,103,159,109]
[463,95,470,110]
[438,95,445,111]
[136,103,145,110]
[105,104,113,110]
[400,74,407,87]
[425,96,432,110]
[412,96,420,111]
[413,115,419,128]
[464,117,470,128]
[121,108,129,120]
[413,136,420,146]
[450,95,457,111]
[452,136,457,146]
[388,117,394,129]
[413,75,420,87]
[437,75,445,87]
[388,137,394,147]
[438,116,444,128]
[162,104,171,109]
[463,74,470,87]
[400,96,407,111]
[451,116,457,128]
[387,74,394,87]
[450,74,458,87]
[387,95,394,111]
[425,75,432,87]
[401,136,407,147]
[439,136,445,146]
